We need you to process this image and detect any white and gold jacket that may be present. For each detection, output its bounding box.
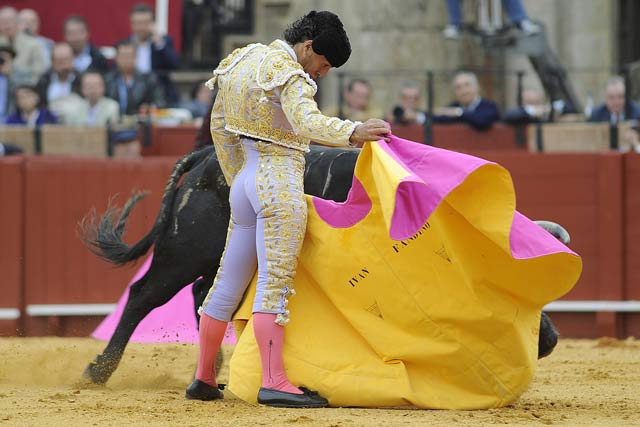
[206,39,359,184]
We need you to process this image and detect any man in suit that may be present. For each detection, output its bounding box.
[64,16,109,73]
[0,6,46,85]
[35,43,81,106]
[431,71,500,131]
[588,76,640,124]
[0,45,16,123]
[104,41,165,116]
[122,3,179,104]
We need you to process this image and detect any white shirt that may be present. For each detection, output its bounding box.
[47,73,75,103]
[136,40,152,73]
[74,45,93,72]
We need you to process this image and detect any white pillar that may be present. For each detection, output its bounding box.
[156,0,169,35]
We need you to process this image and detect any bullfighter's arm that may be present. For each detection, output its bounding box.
[280,75,360,147]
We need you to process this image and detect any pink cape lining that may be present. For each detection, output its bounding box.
[312,136,576,259]
[91,255,236,344]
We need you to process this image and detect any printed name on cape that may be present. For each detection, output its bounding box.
[391,222,431,253]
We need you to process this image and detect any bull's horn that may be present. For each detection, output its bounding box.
[534,220,570,245]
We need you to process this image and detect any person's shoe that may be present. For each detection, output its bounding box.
[257,386,329,408]
[442,24,461,40]
[185,379,224,401]
[518,19,540,35]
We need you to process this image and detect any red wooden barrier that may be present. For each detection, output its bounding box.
[432,123,527,153]
[142,125,199,157]
[391,123,525,153]
[1,144,637,338]
[624,153,640,337]
[0,157,25,336]
[491,153,625,337]
[22,156,178,336]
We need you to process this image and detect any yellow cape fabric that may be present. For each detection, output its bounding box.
[229,141,582,409]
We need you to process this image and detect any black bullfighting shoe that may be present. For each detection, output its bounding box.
[257,386,329,408]
[185,379,224,401]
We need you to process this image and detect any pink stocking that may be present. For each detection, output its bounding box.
[195,313,228,387]
[253,312,303,394]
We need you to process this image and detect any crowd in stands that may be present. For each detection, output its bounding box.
[0,1,638,156]
[0,4,207,128]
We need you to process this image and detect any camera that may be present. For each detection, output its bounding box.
[393,106,404,123]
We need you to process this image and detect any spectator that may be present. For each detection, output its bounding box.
[0,6,46,84]
[432,71,500,131]
[0,45,16,123]
[588,76,640,124]
[121,3,180,104]
[5,85,57,126]
[51,71,119,126]
[443,0,540,39]
[179,80,213,120]
[504,88,550,124]
[63,16,109,73]
[387,81,427,125]
[18,8,53,71]
[324,78,383,122]
[104,41,165,116]
[35,43,81,106]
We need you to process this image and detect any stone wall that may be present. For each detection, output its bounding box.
[219,0,617,115]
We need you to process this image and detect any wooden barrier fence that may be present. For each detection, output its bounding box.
[0,126,639,338]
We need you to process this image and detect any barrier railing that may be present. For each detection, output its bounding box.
[1,146,639,338]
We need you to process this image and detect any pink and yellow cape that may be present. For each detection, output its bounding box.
[229,135,581,409]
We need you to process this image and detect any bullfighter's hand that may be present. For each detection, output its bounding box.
[350,119,391,145]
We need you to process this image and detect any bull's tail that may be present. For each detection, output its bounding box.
[79,148,211,265]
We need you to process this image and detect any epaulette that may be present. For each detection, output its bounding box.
[205,43,264,90]
[256,49,317,94]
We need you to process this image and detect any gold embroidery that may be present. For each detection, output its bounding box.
[254,144,307,325]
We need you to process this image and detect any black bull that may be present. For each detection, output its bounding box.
[81,144,560,385]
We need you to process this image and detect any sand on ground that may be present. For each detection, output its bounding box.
[0,337,639,427]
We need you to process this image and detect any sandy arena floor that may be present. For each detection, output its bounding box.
[0,337,638,427]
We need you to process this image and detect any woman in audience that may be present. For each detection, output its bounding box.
[6,84,57,126]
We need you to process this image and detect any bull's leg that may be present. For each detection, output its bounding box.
[191,272,216,324]
[83,265,198,384]
[538,311,559,359]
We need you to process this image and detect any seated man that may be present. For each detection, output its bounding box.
[431,71,500,131]
[35,43,81,106]
[504,88,550,124]
[588,76,640,124]
[50,71,119,126]
[387,81,427,125]
[104,41,166,116]
[64,15,109,73]
[0,6,46,84]
[6,84,57,126]
[0,45,16,123]
[324,78,383,122]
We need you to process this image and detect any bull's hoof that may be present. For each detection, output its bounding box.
[82,356,116,385]
[538,312,559,359]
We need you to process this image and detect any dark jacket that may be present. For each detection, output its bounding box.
[6,108,57,126]
[35,70,82,106]
[588,101,640,123]
[85,43,109,72]
[104,69,166,115]
[119,35,180,104]
[432,99,500,131]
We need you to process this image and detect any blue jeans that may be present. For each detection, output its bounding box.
[445,0,529,26]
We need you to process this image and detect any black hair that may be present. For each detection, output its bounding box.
[115,40,136,51]
[63,15,88,31]
[283,11,351,67]
[130,3,154,19]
